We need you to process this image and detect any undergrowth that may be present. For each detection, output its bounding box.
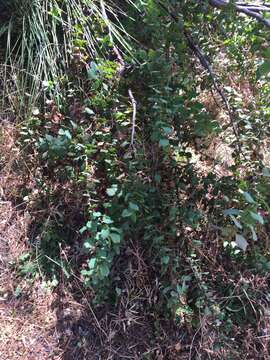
[1,0,270,358]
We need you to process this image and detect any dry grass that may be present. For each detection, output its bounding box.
[0,121,60,360]
[0,286,59,360]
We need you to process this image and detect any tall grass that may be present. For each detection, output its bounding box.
[0,0,130,118]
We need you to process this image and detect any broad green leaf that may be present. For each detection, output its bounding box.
[162,126,173,134]
[86,221,93,229]
[92,212,102,218]
[240,190,255,204]
[161,255,170,265]
[88,258,97,269]
[257,61,270,79]
[81,269,91,276]
[122,209,132,217]
[262,167,270,177]
[250,211,264,224]
[102,216,114,224]
[59,128,72,140]
[87,62,99,79]
[110,233,121,243]
[129,202,139,211]
[100,263,110,278]
[224,208,241,216]
[115,287,122,296]
[106,185,118,196]
[100,228,110,239]
[263,48,270,59]
[154,174,161,183]
[19,252,31,262]
[110,227,121,233]
[159,138,169,147]
[84,238,92,249]
[79,226,87,234]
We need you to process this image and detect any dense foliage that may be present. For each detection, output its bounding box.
[1,0,270,357]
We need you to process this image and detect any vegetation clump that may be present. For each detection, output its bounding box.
[0,0,270,358]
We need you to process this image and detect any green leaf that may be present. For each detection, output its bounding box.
[59,128,72,140]
[110,233,121,243]
[161,255,170,265]
[241,191,256,204]
[86,221,93,229]
[115,287,122,296]
[100,228,110,239]
[129,202,139,211]
[88,258,97,269]
[263,47,270,59]
[154,174,161,183]
[14,286,22,298]
[79,226,87,234]
[162,126,173,135]
[81,269,91,276]
[122,209,132,217]
[84,238,92,249]
[224,208,241,216]
[87,61,99,79]
[106,185,118,196]
[262,167,270,177]
[250,211,264,224]
[235,234,248,251]
[257,61,270,79]
[19,252,31,262]
[100,263,110,278]
[102,216,114,224]
[92,212,102,218]
[159,138,169,147]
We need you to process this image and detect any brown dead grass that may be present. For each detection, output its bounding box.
[0,286,60,360]
[0,121,61,360]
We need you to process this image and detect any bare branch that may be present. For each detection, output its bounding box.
[157,1,243,154]
[209,0,270,28]
[236,4,270,12]
[184,31,240,143]
[128,89,137,151]
[112,45,126,77]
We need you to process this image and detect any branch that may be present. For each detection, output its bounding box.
[209,0,270,28]
[184,31,240,142]
[110,45,137,151]
[111,46,137,152]
[236,4,270,12]
[112,45,126,77]
[128,89,137,151]
[157,1,243,154]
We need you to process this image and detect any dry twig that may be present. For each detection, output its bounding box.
[128,89,137,151]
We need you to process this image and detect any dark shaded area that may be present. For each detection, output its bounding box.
[52,286,187,360]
